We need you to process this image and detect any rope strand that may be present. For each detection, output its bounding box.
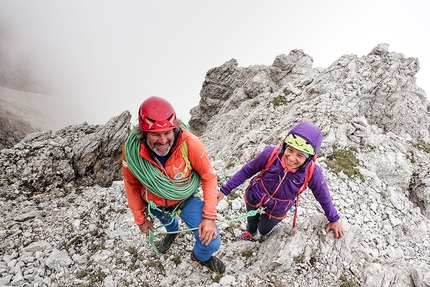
[148,209,262,254]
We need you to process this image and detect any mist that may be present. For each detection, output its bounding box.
[0,0,429,129]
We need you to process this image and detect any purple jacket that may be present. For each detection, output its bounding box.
[220,122,340,222]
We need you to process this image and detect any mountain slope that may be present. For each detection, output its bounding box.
[191,42,430,286]
[0,43,429,287]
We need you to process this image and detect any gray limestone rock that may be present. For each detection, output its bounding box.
[0,43,429,287]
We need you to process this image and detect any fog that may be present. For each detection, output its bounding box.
[0,0,429,128]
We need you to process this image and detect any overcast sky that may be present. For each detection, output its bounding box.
[0,0,429,127]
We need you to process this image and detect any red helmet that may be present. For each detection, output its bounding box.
[138,96,177,132]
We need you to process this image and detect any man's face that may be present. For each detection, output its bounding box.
[146,129,175,156]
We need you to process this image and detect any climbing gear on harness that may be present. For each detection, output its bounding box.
[190,251,226,274]
[284,133,315,155]
[138,96,177,132]
[125,130,201,200]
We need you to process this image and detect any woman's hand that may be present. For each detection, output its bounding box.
[325,221,345,239]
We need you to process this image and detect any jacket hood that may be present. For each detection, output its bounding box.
[287,122,323,154]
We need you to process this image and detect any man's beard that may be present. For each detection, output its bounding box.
[148,141,173,156]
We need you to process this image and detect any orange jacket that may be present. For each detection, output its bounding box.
[122,129,218,225]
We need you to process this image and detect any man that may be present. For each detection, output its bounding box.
[122,96,225,274]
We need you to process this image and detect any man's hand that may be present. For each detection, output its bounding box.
[325,221,345,239]
[198,219,218,245]
[138,220,155,235]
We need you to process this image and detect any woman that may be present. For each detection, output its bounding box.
[217,122,344,240]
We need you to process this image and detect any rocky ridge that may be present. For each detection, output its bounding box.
[0,43,430,287]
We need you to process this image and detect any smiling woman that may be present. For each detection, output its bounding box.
[282,145,308,170]
[218,121,345,240]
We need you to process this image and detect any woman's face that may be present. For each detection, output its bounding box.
[146,129,175,156]
[283,145,308,169]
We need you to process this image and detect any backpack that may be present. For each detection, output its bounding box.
[252,145,316,227]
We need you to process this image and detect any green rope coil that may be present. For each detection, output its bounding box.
[125,130,201,200]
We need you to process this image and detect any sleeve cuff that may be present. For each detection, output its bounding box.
[202,217,216,221]
[220,185,230,196]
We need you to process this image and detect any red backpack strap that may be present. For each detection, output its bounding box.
[261,145,282,174]
[292,156,316,227]
[246,145,282,192]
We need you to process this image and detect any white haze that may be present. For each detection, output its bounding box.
[0,0,429,128]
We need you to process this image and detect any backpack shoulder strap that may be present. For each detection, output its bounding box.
[246,145,281,191]
[260,145,282,175]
